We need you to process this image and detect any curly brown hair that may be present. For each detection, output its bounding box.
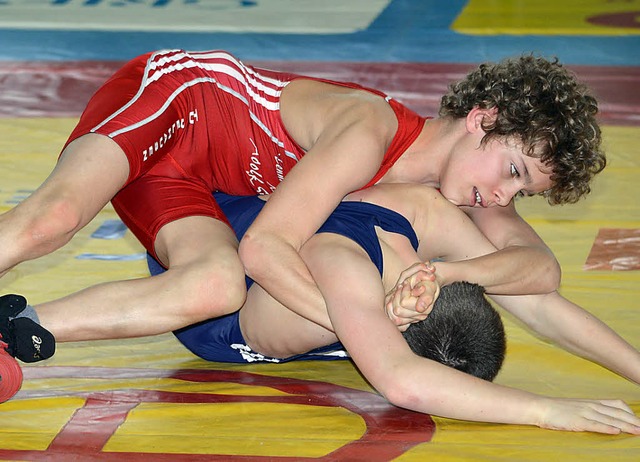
[439,55,606,205]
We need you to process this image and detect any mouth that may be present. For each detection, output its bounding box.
[473,187,483,207]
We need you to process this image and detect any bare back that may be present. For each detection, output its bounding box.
[279,78,399,152]
[239,224,418,358]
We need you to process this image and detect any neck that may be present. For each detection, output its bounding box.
[380,117,454,187]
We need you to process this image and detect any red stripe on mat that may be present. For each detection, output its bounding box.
[1,61,638,126]
[1,366,434,461]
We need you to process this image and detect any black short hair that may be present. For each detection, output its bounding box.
[402,282,506,381]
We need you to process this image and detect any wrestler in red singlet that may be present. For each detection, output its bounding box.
[64,49,426,259]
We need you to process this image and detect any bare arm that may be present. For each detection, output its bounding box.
[490,291,640,385]
[306,233,640,434]
[447,199,561,294]
[239,85,397,330]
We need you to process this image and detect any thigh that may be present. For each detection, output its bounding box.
[146,213,248,323]
[111,174,230,260]
[154,214,247,320]
[155,214,239,271]
[25,133,130,229]
[63,51,195,184]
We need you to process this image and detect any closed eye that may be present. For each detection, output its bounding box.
[510,163,520,178]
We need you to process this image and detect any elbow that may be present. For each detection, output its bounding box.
[369,359,444,415]
[539,252,562,293]
[375,376,423,411]
[237,231,264,280]
[239,229,303,281]
[383,389,414,411]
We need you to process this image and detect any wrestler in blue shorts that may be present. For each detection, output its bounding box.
[148,192,506,381]
[148,192,418,363]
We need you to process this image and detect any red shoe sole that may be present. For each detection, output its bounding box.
[0,349,23,403]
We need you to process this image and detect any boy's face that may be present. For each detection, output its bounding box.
[438,109,553,208]
[439,135,553,209]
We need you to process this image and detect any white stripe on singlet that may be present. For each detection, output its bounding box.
[187,50,288,90]
[90,50,298,160]
[90,49,166,134]
[146,59,280,110]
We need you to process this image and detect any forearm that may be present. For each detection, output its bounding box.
[388,359,640,434]
[454,200,562,294]
[238,232,332,331]
[382,356,544,425]
[434,244,560,295]
[491,292,640,385]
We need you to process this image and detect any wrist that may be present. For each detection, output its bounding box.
[432,260,454,286]
[520,394,549,429]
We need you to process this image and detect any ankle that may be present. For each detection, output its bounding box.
[9,304,40,324]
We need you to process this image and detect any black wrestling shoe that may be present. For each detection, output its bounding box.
[0,295,27,402]
[0,294,55,363]
[0,294,56,402]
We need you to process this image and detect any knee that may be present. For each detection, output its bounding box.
[19,194,84,255]
[176,259,248,323]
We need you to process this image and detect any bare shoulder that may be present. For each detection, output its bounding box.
[280,79,398,150]
[281,78,392,108]
[347,184,442,215]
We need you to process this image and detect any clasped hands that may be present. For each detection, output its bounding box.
[385,262,441,331]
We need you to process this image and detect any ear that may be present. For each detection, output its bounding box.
[465,107,498,134]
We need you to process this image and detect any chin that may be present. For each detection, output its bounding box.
[439,191,458,205]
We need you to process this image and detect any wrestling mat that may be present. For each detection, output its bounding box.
[0,1,638,460]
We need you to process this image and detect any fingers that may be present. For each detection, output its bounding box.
[598,399,634,414]
[385,287,428,329]
[414,279,440,314]
[568,400,640,435]
[385,262,441,328]
[590,400,640,435]
[408,267,435,288]
[393,262,429,287]
[391,262,436,294]
[540,397,640,435]
[389,286,429,320]
[582,416,640,436]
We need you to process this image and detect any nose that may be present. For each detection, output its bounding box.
[493,183,521,207]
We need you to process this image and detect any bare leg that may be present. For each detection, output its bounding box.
[35,216,247,341]
[0,134,129,276]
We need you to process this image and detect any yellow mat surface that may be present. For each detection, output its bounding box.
[0,115,638,460]
[453,0,640,36]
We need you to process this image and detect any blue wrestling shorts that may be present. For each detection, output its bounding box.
[147,193,418,363]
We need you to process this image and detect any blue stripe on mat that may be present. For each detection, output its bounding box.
[0,0,637,65]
